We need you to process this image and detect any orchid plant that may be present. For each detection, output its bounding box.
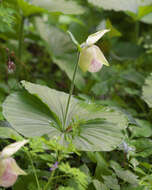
[3,29,127,152]
[2,30,128,189]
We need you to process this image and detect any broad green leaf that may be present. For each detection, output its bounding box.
[3,81,128,151]
[88,0,152,13]
[141,12,152,24]
[0,127,20,139]
[0,123,21,139]
[35,17,85,90]
[142,73,152,108]
[110,161,139,185]
[31,0,85,15]
[3,91,62,138]
[17,0,44,17]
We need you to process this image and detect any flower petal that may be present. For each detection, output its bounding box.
[78,46,94,72]
[0,158,26,188]
[0,140,28,159]
[93,45,109,66]
[86,29,110,46]
[88,59,103,73]
[78,45,109,73]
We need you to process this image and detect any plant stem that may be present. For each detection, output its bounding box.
[63,52,80,129]
[18,16,25,60]
[26,151,41,190]
[43,170,55,190]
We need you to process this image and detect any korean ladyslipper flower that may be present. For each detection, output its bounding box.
[78,29,110,73]
[0,140,28,188]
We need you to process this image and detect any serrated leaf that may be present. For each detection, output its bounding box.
[110,161,139,185]
[103,175,120,190]
[93,179,108,190]
[3,81,128,151]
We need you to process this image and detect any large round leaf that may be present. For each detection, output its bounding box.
[3,81,128,151]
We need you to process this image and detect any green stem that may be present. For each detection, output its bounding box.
[18,16,25,60]
[26,151,41,190]
[63,52,80,129]
[43,170,55,190]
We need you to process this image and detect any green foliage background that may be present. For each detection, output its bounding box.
[1,0,152,189]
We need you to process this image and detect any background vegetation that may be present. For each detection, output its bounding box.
[1,0,152,189]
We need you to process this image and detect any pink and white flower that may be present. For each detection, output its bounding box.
[0,140,28,188]
[78,29,109,73]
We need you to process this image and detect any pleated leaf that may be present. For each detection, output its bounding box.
[3,81,128,151]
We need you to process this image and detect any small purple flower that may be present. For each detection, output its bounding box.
[50,162,58,171]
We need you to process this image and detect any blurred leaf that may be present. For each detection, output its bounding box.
[94,152,110,178]
[59,15,84,26]
[88,0,152,13]
[0,121,21,139]
[17,0,45,17]
[110,161,139,185]
[137,5,152,19]
[112,42,143,60]
[120,69,145,86]
[31,0,85,15]
[0,5,16,32]
[141,12,152,24]
[131,138,152,157]
[142,73,152,108]
[106,19,122,38]
[36,17,85,90]
[131,119,152,138]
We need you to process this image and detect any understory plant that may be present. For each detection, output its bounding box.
[0,29,129,189]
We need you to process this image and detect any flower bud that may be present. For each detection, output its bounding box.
[0,158,26,188]
[78,45,109,73]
